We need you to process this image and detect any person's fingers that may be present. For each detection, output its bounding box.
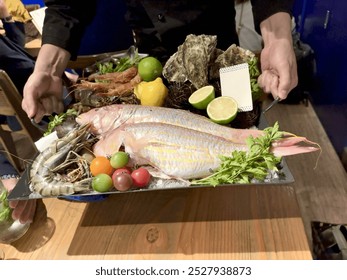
[276,66,292,100]
[52,98,65,114]
[33,104,47,123]
[258,70,279,96]
[19,200,36,224]
[40,97,54,115]
[269,74,279,98]
[11,200,28,221]
[31,96,63,123]
[9,199,18,209]
[22,91,39,119]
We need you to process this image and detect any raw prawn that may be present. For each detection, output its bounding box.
[29,124,96,196]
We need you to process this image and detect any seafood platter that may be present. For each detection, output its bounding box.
[8,35,320,201]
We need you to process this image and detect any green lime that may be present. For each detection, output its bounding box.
[188,85,215,109]
[138,56,163,82]
[207,96,238,125]
[92,173,113,193]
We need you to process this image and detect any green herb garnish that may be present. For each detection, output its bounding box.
[97,50,142,74]
[44,108,78,136]
[248,57,263,101]
[191,122,283,186]
[0,188,12,223]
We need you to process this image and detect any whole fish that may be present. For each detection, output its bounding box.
[77,104,319,155]
[76,104,263,144]
[93,122,321,180]
[93,122,249,179]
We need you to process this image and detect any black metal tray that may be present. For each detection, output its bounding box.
[8,114,294,201]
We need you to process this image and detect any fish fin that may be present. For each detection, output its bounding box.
[271,145,320,157]
[271,135,322,166]
[92,128,123,156]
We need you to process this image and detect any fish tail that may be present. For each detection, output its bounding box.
[271,134,321,157]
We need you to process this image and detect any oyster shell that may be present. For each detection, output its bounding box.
[209,44,255,79]
[163,36,256,89]
[163,34,217,89]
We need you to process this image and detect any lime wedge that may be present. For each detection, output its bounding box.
[188,85,215,109]
[207,96,238,124]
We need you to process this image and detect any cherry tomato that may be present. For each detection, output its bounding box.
[110,151,129,169]
[92,173,113,193]
[131,167,151,188]
[112,167,132,178]
[90,156,114,176]
[113,173,133,191]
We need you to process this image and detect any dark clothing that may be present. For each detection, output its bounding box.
[125,0,239,58]
[43,0,134,58]
[0,156,18,179]
[0,22,35,93]
[42,0,294,60]
[0,22,35,178]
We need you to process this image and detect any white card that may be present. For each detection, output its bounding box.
[219,63,253,112]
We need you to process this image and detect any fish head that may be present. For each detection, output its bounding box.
[76,105,127,135]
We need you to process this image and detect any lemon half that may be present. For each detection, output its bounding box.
[188,85,215,109]
[207,96,238,125]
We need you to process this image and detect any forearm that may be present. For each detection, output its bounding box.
[260,12,293,47]
[34,44,71,78]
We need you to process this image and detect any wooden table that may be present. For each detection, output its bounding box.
[1,100,318,260]
[263,98,347,249]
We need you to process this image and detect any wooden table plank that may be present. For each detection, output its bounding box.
[263,98,347,250]
[1,184,311,260]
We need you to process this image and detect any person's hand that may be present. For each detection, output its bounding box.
[22,71,65,123]
[0,0,10,19]
[258,38,298,100]
[2,178,36,224]
[21,44,71,123]
[257,12,298,100]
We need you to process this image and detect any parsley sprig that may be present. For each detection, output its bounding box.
[44,109,78,136]
[191,122,283,186]
[0,188,12,223]
[97,50,142,74]
[248,56,263,101]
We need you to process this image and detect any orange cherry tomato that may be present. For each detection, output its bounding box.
[90,156,114,176]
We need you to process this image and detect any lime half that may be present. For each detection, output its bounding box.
[188,85,215,109]
[207,96,238,124]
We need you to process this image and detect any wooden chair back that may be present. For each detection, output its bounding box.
[0,70,42,173]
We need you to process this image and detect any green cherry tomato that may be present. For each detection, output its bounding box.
[92,173,113,193]
[110,151,129,169]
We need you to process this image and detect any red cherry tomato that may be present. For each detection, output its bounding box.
[131,167,151,188]
[113,173,133,191]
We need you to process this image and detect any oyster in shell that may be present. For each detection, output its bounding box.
[209,44,256,79]
[163,34,217,89]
